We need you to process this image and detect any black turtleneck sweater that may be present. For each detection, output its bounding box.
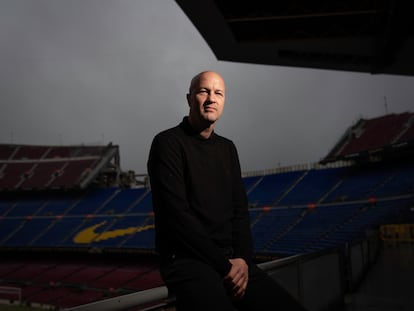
[147,117,253,277]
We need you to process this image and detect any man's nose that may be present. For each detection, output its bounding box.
[206,92,217,102]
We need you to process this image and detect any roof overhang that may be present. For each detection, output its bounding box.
[175,0,414,76]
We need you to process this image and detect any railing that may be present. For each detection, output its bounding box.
[63,232,381,311]
[63,286,170,311]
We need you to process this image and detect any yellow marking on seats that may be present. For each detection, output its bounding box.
[73,221,155,244]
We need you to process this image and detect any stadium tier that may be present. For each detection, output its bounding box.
[322,111,414,162]
[0,144,121,191]
[1,160,413,253]
[0,254,163,309]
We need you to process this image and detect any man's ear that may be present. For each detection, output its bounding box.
[186,93,191,106]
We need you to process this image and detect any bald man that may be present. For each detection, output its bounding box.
[148,71,307,311]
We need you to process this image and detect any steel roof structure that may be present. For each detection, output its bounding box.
[175,0,414,76]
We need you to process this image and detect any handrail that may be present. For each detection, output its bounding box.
[63,286,169,311]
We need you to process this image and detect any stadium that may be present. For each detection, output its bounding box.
[1,1,414,311]
[1,111,414,310]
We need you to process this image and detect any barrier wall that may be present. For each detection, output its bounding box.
[63,233,381,311]
[262,251,344,311]
[347,232,380,291]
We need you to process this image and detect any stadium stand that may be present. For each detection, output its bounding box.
[0,143,121,191]
[0,113,413,310]
[322,112,414,162]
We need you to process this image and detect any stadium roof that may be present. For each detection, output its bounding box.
[175,0,414,76]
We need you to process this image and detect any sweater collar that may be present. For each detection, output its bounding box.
[180,116,216,142]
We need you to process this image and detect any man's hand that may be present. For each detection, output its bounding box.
[224,258,249,300]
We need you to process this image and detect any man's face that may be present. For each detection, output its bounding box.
[188,72,225,125]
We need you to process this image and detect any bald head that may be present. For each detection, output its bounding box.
[188,71,225,95]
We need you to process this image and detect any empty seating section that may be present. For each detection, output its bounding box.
[371,162,414,197]
[99,188,145,214]
[128,191,153,213]
[33,218,84,247]
[87,267,141,288]
[20,162,66,190]
[0,262,22,279]
[323,165,397,202]
[31,264,83,284]
[124,269,164,290]
[0,145,15,159]
[0,257,163,308]
[41,145,102,163]
[12,146,49,160]
[1,161,413,253]
[25,286,97,309]
[0,200,14,215]
[339,113,412,156]
[278,167,345,205]
[39,195,78,216]
[5,263,52,285]
[0,218,26,245]
[243,175,262,193]
[247,170,305,206]
[397,120,414,143]
[0,144,111,190]
[3,219,54,247]
[0,163,34,190]
[333,198,410,238]
[5,199,45,217]
[251,208,303,253]
[62,265,115,285]
[270,203,361,255]
[264,198,412,256]
[49,159,97,188]
[67,188,117,215]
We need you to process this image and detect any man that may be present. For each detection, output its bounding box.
[147,71,307,310]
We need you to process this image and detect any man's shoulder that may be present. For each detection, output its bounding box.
[150,124,187,152]
[154,124,183,140]
[214,132,235,147]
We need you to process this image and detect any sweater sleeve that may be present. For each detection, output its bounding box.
[147,133,232,277]
[230,143,254,264]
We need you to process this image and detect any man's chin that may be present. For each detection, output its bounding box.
[203,113,219,123]
[204,118,217,125]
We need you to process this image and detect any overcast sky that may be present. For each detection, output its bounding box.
[1,0,414,174]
